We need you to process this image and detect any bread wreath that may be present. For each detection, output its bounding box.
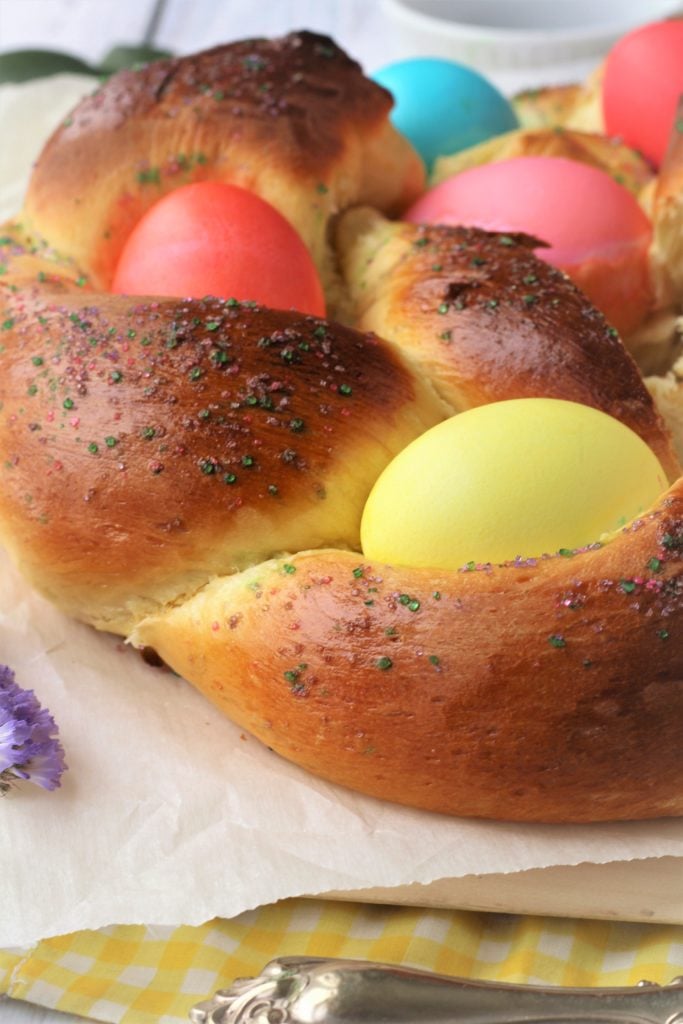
[0,32,681,822]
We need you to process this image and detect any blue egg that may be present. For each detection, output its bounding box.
[372,57,518,170]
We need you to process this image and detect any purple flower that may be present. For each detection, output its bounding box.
[0,665,67,793]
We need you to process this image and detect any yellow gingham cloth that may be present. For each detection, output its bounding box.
[2,900,682,1023]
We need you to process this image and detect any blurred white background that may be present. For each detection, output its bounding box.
[0,0,395,74]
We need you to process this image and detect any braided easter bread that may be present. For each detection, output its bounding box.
[0,32,681,823]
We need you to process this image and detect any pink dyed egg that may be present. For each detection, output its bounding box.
[405,156,653,334]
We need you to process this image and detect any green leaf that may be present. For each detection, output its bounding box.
[0,48,95,83]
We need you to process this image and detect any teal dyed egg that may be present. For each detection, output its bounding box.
[373,57,518,169]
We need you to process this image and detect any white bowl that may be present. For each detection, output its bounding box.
[382,0,682,90]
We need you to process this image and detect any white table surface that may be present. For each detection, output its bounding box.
[0,2,631,1021]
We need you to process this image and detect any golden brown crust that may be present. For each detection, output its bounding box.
[335,209,681,482]
[649,100,683,308]
[132,478,683,823]
[512,65,605,134]
[0,287,444,633]
[0,33,681,823]
[19,31,424,307]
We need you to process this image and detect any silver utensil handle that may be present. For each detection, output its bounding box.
[190,957,683,1024]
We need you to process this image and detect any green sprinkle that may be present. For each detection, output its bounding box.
[428,655,440,666]
[27,384,37,396]
[522,274,538,285]
[211,348,231,365]
[223,472,237,484]
[437,303,449,315]
[431,263,443,272]
[105,436,117,447]
[385,626,397,637]
[32,356,44,366]
[364,599,374,606]
[376,656,393,671]
[619,579,637,593]
[407,599,420,612]
[439,329,452,342]
[284,669,300,683]
[199,458,216,475]
[241,454,255,467]
[205,321,221,331]
[267,484,279,496]
[432,591,441,600]
[62,397,74,410]
[648,557,662,572]
[2,318,14,331]
[607,326,619,338]
[352,566,364,578]
[498,235,515,246]
[558,548,574,557]
[313,326,326,339]
[486,299,499,309]
[413,237,429,248]
[282,563,296,575]
[316,182,329,194]
[141,426,156,440]
[289,418,305,433]
[522,294,538,306]
[548,635,566,649]
[137,167,160,185]
[189,367,203,381]
[109,370,123,383]
[658,629,670,640]
[198,408,211,420]
[76,275,87,287]
[338,383,353,396]
[126,329,136,339]
[226,297,240,308]
[470,256,486,267]
[88,442,99,454]
[140,335,152,346]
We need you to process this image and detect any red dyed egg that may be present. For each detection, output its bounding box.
[405,155,653,334]
[603,19,683,168]
[113,181,326,317]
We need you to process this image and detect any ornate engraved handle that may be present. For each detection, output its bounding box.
[190,957,683,1023]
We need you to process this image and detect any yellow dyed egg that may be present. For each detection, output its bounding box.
[360,398,668,569]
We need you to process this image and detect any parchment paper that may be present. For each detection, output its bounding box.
[1,76,682,952]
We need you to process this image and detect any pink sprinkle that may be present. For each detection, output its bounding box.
[70,416,80,427]
[211,621,220,631]
[45,411,55,422]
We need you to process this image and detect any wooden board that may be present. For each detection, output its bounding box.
[324,856,683,924]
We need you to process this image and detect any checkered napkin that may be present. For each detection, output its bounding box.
[2,899,682,1023]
